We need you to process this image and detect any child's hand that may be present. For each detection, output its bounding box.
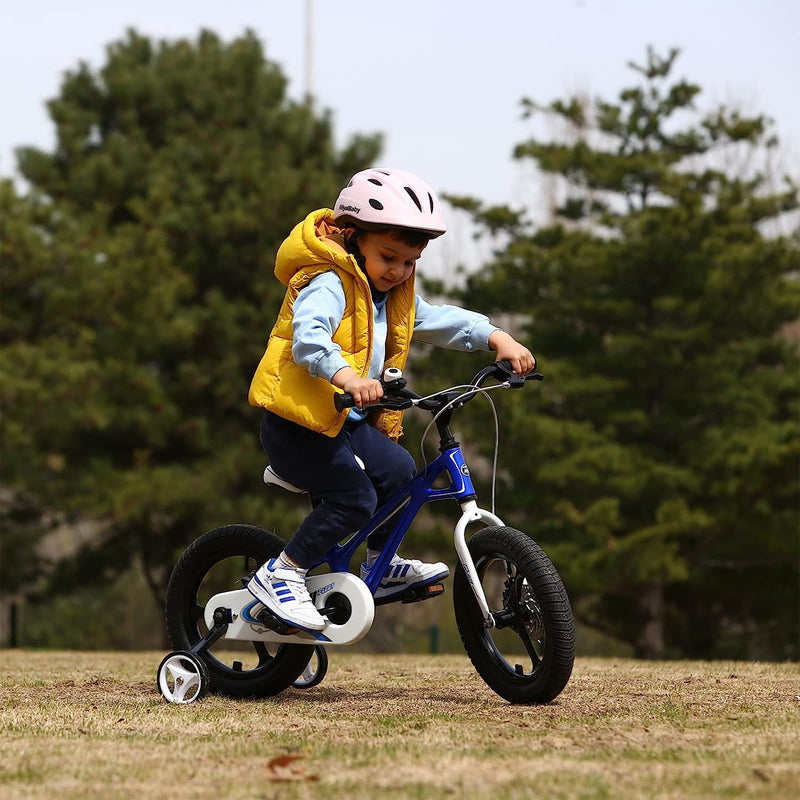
[488,330,536,376]
[344,377,384,408]
[332,367,384,408]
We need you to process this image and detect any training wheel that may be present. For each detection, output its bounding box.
[292,646,328,689]
[157,650,210,704]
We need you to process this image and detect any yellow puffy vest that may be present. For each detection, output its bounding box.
[248,209,415,440]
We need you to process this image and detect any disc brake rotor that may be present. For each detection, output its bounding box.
[518,579,545,641]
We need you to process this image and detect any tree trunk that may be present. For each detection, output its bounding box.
[636,582,665,659]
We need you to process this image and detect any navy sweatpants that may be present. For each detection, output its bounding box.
[260,411,417,568]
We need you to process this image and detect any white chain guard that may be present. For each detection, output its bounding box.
[203,572,375,646]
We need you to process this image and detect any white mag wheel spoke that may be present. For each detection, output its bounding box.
[292,647,328,689]
[160,655,204,703]
[298,661,316,683]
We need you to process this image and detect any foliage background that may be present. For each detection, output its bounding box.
[1,33,797,659]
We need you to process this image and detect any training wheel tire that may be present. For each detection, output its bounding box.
[291,646,328,689]
[157,650,210,704]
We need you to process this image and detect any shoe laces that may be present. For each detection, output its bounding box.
[271,566,313,604]
[390,555,422,569]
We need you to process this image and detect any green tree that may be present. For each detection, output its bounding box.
[1,29,381,622]
[438,47,799,659]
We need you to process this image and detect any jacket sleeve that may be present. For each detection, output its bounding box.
[413,294,499,351]
[291,272,351,381]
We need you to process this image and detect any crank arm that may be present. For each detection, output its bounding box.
[189,607,230,655]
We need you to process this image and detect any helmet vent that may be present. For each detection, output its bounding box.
[428,193,435,212]
[404,187,422,212]
[369,199,384,210]
[368,178,383,186]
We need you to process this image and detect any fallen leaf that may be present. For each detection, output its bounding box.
[265,754,318,782]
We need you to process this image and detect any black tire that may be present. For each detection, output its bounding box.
[453,526,575,704]
[165,524,314,698]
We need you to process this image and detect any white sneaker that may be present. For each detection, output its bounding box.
[360,555,449,601]
[247,559,327,631]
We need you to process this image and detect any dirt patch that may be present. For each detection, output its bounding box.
[1,651,799,799]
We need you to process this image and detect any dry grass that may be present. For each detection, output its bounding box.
[1,650,799,799]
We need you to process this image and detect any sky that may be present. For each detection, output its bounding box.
[1,0,798,269]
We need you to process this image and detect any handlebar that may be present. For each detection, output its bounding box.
[333,361,543,414]
[472,360,543,389]
[333,393,356,412]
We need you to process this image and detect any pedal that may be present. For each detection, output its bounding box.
[254,607,300,636]
[375,582,446,606]
[403,583,445,604]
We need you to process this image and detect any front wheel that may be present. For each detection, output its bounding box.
[453,526,575,704]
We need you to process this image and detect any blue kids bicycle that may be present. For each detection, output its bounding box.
[157,361,575,705]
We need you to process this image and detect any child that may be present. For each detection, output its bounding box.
[247,168,535,631]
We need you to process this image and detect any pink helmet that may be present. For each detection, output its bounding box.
[333,168,447,238]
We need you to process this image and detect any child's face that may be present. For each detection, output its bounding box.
[358,231,426,293]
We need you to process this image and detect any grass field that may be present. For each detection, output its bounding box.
[1,650,798,800]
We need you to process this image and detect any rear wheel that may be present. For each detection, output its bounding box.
[165,524,314,697]
[453,526,575,704]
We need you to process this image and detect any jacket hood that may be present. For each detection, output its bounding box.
[274,208,362,287]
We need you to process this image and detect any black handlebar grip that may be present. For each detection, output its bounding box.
[496,359,541,380]
[334,392,356,412]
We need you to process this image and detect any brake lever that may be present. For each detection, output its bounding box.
[493,360,525,388]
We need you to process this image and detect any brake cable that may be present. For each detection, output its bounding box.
[416,381,512,516]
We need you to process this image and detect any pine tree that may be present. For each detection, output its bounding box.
[442,48,799,658]
[1,29,381,622]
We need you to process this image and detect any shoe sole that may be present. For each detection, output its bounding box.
[372,570,450,601]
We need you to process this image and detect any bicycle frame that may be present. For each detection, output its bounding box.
[314,442,503,627]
